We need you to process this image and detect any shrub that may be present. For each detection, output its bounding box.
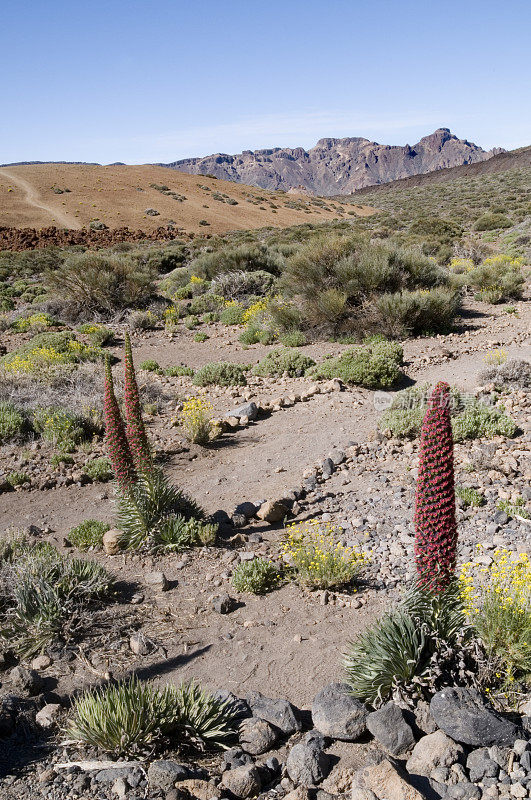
[344,581,466,704]
[117,469,205,551]
[452,402,517,441]
[68,519,110,550]
[6,471,30,487]
[461,550,531,682]
[179,397,216,445]
[220,304,245,325]
[189,244,283,280]
[84,456,113,482]
[252,348,315,378]
[474,213,512,231]
[129,310,159,330]
[0,402,27,442]
[279,330,307,347]
[414,382,457,593]
[309,340,403,389]
[33,406,87,451]
[188,294,224,315]
[483,348,508,366]
[231,558,280,594]
[66,676,238,757]
[455,486,485,508]
[210,270,276,299]
[374,288,460,337]
[12,312,57,333]
[281,521,367,590]
[77,323,114,346]
[465,255,525,303]
[1,332,102,375]
[193,361,248,387]
[139,359,162,374]
[194,331,209,342]
[239,324,276,345]
[160,266,192,296]
[201,311,219,324]
[496,497,529,520]
[478,359,531,389]
[184,315,200,329]
[164,365,194,378]
[45,252,156,316]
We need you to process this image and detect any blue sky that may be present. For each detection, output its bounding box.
[2,0,530,164]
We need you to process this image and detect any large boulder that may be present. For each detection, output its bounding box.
[366,702,415,755]
[312,682,367,741]
[430,688,519,746]
[406,730,464,777]
[286,731,331,787]
[239,716,278,755]
[147,761,189,791]
[352,758,428,799]
[246,690,301,735]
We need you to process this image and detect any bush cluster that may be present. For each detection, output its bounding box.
[308,339,403,388]
[193,361,248,386]
[252,348,315,378]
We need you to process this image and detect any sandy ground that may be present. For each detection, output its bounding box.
[0,164,375,233]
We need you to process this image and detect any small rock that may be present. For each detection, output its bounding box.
[442,783,481,800]
[144,571,169,591]
[35,703,62,729]
[9,665,42,695]
[178,779,219,800]
[221,764,261,798]
[112,777,128,799]
[212,593,237,614]
[286,731,331,787]
[102,528,122,555]
[353,759,427,800]
[225,403,258,421]
[31,654,52,671]
[256,500,289,524]
[239,716,278,755]
[366,701,415,755]
[407,730,464,777]
[430,688,519,746]
[466,748,499,782]
[234,502,258,519]
[312,682,367,741]
[147,760,189,791]
[246,690,301,735]
[129,631,151,655]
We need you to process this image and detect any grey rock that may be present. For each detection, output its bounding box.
[147,761,189,791]
[212,593,237,614]
[312,682,367,741]
[328,449,346,466]
[234,502,258,519]
[286,731,330,787]
[225,403,258,421]
[493,509,509,525]
[213,691,250,720]
[221,764,261,798]
[407,730,464,777]
[144,571,169,591]
[431,688,519,746]
[223,747,254,770]
[366,701,415,755]
[442,783,481,800]
[95,767,140,784]
[466,748,499,782]
[513,739,530,756]
[240,716,278,755]
[520,750,531,771]
[321,458,334,478]
[246,691,301,735]
[9,665,42,695]
[35,703,61,729]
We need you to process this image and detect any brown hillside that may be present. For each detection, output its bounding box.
[0,163,375,234]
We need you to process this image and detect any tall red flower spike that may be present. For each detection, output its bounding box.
[123,331,152,473]
[104,356,137,493]
[414,381,457,592]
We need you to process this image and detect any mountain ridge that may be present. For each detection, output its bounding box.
[160,128,503,196]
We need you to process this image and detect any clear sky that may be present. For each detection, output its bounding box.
[2,0,530,164]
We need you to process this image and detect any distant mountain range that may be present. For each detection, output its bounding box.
[160,129,504,196]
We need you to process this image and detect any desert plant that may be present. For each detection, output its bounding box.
[117,469,204,551]
[0,402,27,442]
[281,520,367,590]
[164,365,195,378]
[33,406,87,451]
[68,519,111,550]
[184,314,200,330]
[279,330,307,347]
[231,558,280,594]
[84,456,113,482]
[103,358,136,492]
[1,331,102,375]
[474,213,512,231]
[77,323,114,347]
[451,402,517,441]
[374,288,460,337]
[139,359,162,374]
[478,358,531,389]
[6,471,30,488]
[252,348,315,378]
[414,382,457,593]
[124,332,151,473]
[128,310,159,330]
[308,340,403,389]
[194,331,208,342]
[210,270,276,299]
[193,361,248,387]
[179,397,216,445]
[496,497,529,520]
[455,486,485,508]
[220,304,245,325]
[189,244,283,280]
[66,676,238,757]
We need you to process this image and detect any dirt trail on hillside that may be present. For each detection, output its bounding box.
[0,168,81,229]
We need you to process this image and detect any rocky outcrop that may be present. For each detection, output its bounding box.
[162,129,501,195]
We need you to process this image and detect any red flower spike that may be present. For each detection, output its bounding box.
[414,381,458,593]
[104,356,137,492]
[123,331,152,473]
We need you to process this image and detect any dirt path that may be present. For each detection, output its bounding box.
[0,168,82,229]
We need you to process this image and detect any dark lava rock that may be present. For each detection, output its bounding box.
[286,731,331,787]
[312,682,367,741]
[246,690,301,736]
[430,688,519,746]
[366,701,416,755]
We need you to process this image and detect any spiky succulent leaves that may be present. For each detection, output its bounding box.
[344,610,428,705]
[117,469,204,550]
[124,331,152,473]
[414,381,457,593]
[401,580,467,643]
[170,681,239,749]
[104,357,136,493]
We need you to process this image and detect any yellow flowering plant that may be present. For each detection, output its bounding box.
[281,520,368,590]
[460,548,531,683]
[179,397,219,445]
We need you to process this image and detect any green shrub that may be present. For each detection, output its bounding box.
[478,359,531,389]
[455,486,486,508]
[220,304,245,325]
[194,331,209,342]
[12,312,57,333]
[164,365,195,378]
[188,293,224,315]
[45,252,156,316]
[0,402,27,442]
[117,470,205,551]
[308,340,403,389]
[33,406,87,451]
[1,332,103,375]
[159,266,192,296]
[184,315,200,330]
[464,256,525,303]
[139,359,162,374]
[68,519,111,550]
[66,676,238,757]
[238,324,276,345]
[84,457,113,482]
[496,497,529,520]
[279,330,307,347]
[231,558,280,594]
[452,402,517,441]
[6,471,30,487]
[474,213,512,231]
[252,348,315,378]
[129,310,160,331]
[193,361,248,387]
[374,288,460,337]
[282,521,367,590]
[189,244,283,280]
[211,270,276,300]
[50,453,74,467]
[344,582,466,704]
[77,323,114,346]
[201,311,220,324]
